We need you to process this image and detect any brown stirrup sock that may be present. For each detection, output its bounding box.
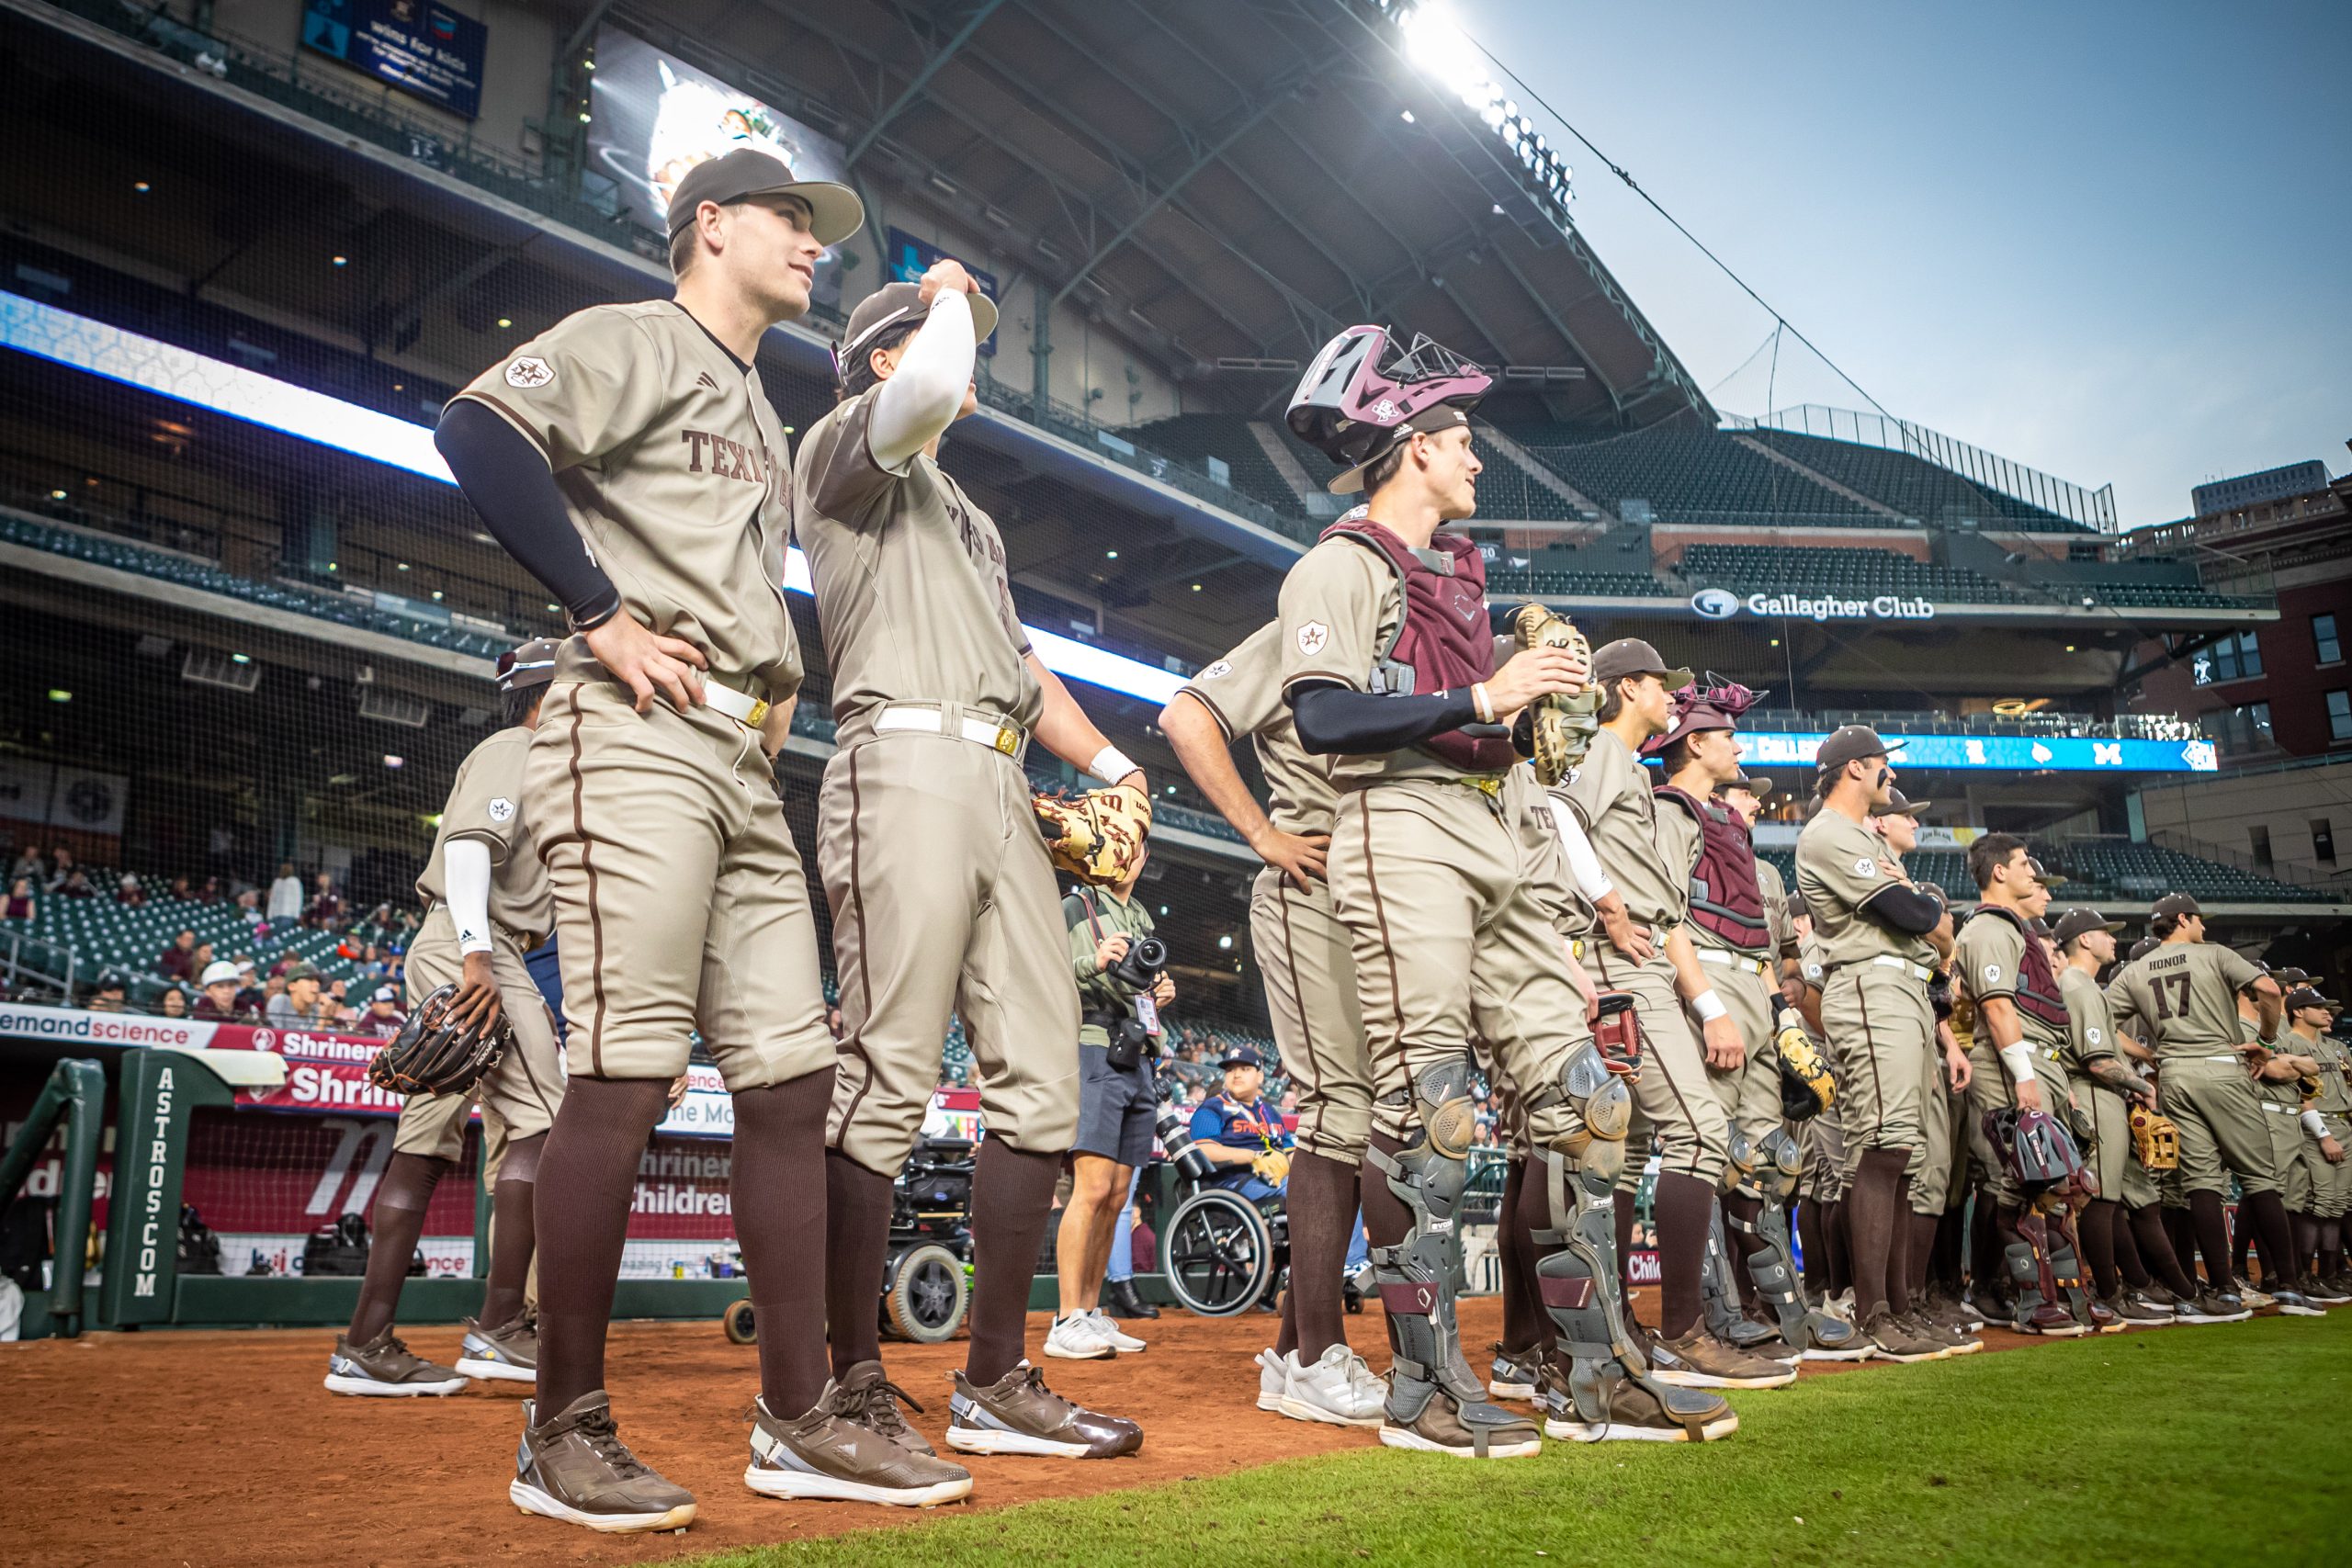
[2244,1190,2296,1289]
[1497,1156,1537,1355]
[1611,1187,1639,1303]
[2079,1198,2122,1298]
[1848,1148,1907,1320]
[823,1149,895,1378]
[1884,1174,1917,1314]
[1651,1171,1715,1340]
[1796,1197,1828,1296]
[2186,1191,2235,1292]
[1970,1193,2003,1300]
[533,1077,672,1416]
[1510,1178,1556,1351]
[966,1139,1062,1386]
[2319,1220,2344,1281]
[480,1134,545,1330]
[1284,1150,1356,1363]
[2231,1195,2256,1280]
[2112,1201,2152,1291]
[1905,1208,1939,1303]
[2291,1213,2320,1279]
[1825,1198,1852,1294]
[348,1153,455,1345]
[1932,1205,1966,1293]
[731,1072,835,1417]
[2126,1202,2199,1299]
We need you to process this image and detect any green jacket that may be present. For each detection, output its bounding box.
[1067,886,1159,1047]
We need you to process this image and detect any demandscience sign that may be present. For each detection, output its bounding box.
[1691,588,1934,622]
[1736,732,2217,774]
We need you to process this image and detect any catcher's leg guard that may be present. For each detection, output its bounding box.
[2010,1213,2083,1335]
[2044,1205,2094,1325]
[1531,1046,1734,1442]
[1701,1133,1776,1350]
[1366,1057,1521,1444]
[1728,1130,1865,1360]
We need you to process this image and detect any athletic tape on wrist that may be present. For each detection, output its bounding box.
[1090,745,1139,785]
[1691,988,1727,1024]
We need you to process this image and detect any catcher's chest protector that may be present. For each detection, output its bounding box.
[1653,786,1770,951]
[1321,520,1515,773]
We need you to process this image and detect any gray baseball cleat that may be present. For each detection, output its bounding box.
[323,1330,468,1397]
[745,1386,973,1507]
[510,1392,696,1535]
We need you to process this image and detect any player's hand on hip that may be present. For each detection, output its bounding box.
[584,612,707,716]
[449,951,504,1035]
[1485,645,1588,716]
[1251,827,1329,891]
[918,258,977,304]
[1701,1014,1744,1072]
[2013,1077,2044,1113]
[1600,901,1653,963]
[1093,933,1132,972]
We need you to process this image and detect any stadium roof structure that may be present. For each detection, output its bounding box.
[605,0,1711,427]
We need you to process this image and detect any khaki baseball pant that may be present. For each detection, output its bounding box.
[2302,1114,2351,1219]
[2075,1077,2132,1204]
[1693,949,1785,1149]
[525,681,836,1089]
[1963,1042,2078,1208]
[393,909,565,1160]
[2157,1057,2282,1198]
[1822,964,1933,1176]
[819,729,1080,1176]
[1252,865,1372,1163]
[2260,1100,2312,1212]
[1582,943,1728,1187]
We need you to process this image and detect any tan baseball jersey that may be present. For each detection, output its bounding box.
[414,727,553,946]
[1509,765,1592,942]
[451,300,803,698]
[1176,622,1337,837]
[1758,860,1798,962]
[1953,910,2065,1052]
[2058,965,2121,1074]
[1277,536,1489,784]
[1559,730,1683,928]
[2104,941,2263,1062]
[1796,807,1935,969]
[792,387,1041,741]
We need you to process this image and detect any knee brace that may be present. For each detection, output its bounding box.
[1367,1055,1484,1410]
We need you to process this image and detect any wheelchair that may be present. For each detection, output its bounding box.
[1153,1103,1293,1316]
[722,1134,974,1347]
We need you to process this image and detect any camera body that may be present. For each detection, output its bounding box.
[1102,934,1168,994]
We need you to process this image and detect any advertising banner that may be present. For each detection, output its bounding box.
[300,0,489,119]
[587,29,853,311]
[1735,730,2217,774]
[886,227,1000,357]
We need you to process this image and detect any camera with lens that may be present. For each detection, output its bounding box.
[1102,934,1168,994]
[1154,1100,1216,1181]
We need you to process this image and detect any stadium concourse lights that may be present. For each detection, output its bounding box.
[1386,0,1573,206]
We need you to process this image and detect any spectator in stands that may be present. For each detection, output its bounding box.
[5,879,34,921]
[116,873,146,908]
[55,869,95,900]
[361,985,407,1038]
[235,889,263,925]
[8,848,41,886]
[157,986,188,1019]
[198,876,223,903]
[196,961,250,1021]
[44,846,74,893]
[86,973,127,1011]
[158,930,198,982]
[323,977,360,1028]
[353,942,390,984]
[167,876,195,901]
[191,940,215,976]
[306,872,344,929]
[231,958,262,1014]
[268,962,328,1027]
[266,862,304,922]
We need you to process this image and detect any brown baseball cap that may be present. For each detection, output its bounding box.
[2051,908,2124,947]
[1880,787,1932,818]
[2151,892,2202,920]
[2126,936,2159,962]
[1785,890,1809,922]
[665,148,863,247]
[497,637,560,692]
[2274,966,2311,986]
[1815,725,1896,778]
[1722,772,1774,799]
[1590,637,1691,694]
[838,280,1001,374]
[2286,985,2338,1011]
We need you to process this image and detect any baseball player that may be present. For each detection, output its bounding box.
[324,640,566,1399]
[793,266,1146,1465]
[1282,322,1732,1449]
[1162,623,1389,1426]
[2281,987,2350,1297]
[2103,894,2301,1318]
[1783,892,1850,1312]
[1652,701,1860,1362]
[2242,985,2331,1311]
[1795,727,1958,1362]
[442,149,968,1531]
[1562,641,1791,1390]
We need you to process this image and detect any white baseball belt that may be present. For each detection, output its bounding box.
[1866,954,1932,983]
[1695,949,1771,976]
[701,681,772,731]
[875,704,1027,757]
[2259,1101,2292,1114]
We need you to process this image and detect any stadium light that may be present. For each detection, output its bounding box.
[1396,3,1489,107]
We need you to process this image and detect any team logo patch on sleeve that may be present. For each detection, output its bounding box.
[1199,660,1232,680]
[1296,622,1329,656]
[1853,857,1877,876]
[487,797,516,823]
[1982,964,2002,985]
[2087,1027,2103,1046]
[504,356,554,389]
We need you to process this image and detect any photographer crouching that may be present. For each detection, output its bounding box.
[1050,849,1176,1360]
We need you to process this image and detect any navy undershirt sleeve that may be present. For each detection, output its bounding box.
[435,400,621,630]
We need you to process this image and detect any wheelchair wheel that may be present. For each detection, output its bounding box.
[721,1296,757,1346]
[1160,1189,1274,1316]
[882,1242,968,1343]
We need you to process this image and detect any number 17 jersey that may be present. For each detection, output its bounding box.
[2105,939,2264,1062]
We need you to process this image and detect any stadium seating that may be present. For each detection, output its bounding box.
[1677,543,2027,604]
[1126,414,1312,517]
[1501,428,1875,528]
[2058,580,2269,613]
[1747,430,2091,534]
[1486,566,1675,599]
[1758,841,2331,911]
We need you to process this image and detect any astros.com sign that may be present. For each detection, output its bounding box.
[1690,588,1936,623]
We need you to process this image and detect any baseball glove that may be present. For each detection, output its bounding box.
[2128,1102,2180,1171]
[365,983,511,1098]
[1251,1150,1293,1186]
[1511,604,1600,785]
[1035,782,1152,886]
[1774,1007,1835,1121]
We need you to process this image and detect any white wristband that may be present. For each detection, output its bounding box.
[2303,1109,2329,1139]
[1089,745,1139,785]
[2000,1041,2038,1089]
[1690,988,1727,1024]
[1471,682,1495,724]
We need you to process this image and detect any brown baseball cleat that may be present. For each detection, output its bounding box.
[1860,1309,1949,1363]
[944,1363,1143,1459]
[1648,1327,1797,1389]
[510,1392,696,1535]
[834,1359,939,1456]
[455,1313,537,1383]
[1900,1310,1982,1356]
[323,1330,468,1397]
[1378,1386,1544,1458]
[1535,1352,1737,1444]
[744,1388,973,1507]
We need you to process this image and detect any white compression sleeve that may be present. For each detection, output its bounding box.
[1544,795,1614,900]
[2303,1109,2329,1139]
[866,288,976,472]
[444,839,495,956]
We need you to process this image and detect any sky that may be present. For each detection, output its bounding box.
[1447,0,2352,525]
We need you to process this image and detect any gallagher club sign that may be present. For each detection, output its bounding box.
[1690,588,1936,623]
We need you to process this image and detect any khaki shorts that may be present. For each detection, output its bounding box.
[1583,942,1729,1186]
[525,681,837,1089]
[1693,947,1785,1148]
[2158,1057,2281,1198]
[2302,1114,2352,1219]
[1252,866,1370,1163]
[819,730,1080,1175]
[392,910,565,1161]
[1822,963,1933,1172]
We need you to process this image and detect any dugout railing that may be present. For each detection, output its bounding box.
[0,1055,105,1337]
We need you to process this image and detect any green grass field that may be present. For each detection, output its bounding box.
[680,1314,2350,1568]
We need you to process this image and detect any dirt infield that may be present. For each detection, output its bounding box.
[1,1300,2046,1568]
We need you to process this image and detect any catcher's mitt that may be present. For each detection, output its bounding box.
[1774,1008,1835,1121]
[1511,604,1600,785]
[366,982,512,1098]
[2128,1102,2180,1171]
[1035,782,1152,886]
